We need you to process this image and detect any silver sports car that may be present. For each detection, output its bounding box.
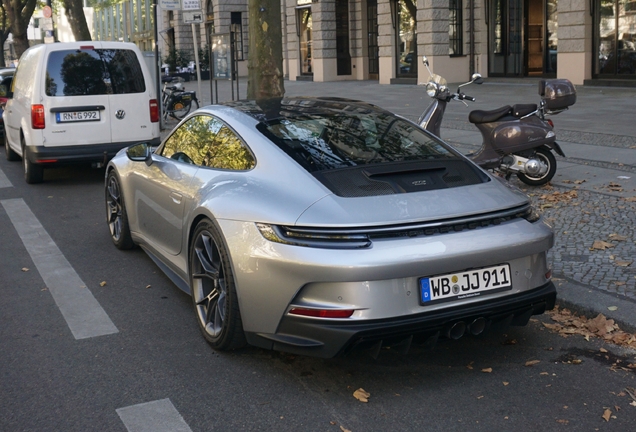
[105,97,556,358]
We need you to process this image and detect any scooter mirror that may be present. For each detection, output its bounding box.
[471,73,484,84]
[421,55,429,66]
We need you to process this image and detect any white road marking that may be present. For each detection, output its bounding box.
[117,399,193,432]
[0,167,12,188]
[1,198,118,339]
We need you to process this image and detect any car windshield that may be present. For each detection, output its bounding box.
[256,103,457,172]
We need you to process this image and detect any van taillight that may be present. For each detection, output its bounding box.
[31,105,45,129]
[149,99,159,123]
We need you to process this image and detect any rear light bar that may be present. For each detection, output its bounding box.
[149,99,159,123]
[31,104,45,129]
[547,119,554,128]
[288,307,354,318]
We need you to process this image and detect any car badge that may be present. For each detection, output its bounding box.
[115,110,126,120]
[412,180,427,186]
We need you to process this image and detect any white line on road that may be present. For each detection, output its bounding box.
[1,198,118,339]
[0,167,12,188]
[117,399,193,432]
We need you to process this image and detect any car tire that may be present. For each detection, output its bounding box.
[22,139,44,184]
[516,146,557,186]
[190,219,246,351]
[5,134,19,161]
[105,170,135,250]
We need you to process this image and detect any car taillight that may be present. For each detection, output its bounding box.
[31,104,45,129]
[149,99,159,123]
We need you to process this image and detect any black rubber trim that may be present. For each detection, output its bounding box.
[27,138,161,165]
[49,105,106,113]
[246,282,556,358]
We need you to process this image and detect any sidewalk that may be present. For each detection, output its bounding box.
[177,78,636,332]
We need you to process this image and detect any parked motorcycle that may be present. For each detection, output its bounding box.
[418,56,576,186]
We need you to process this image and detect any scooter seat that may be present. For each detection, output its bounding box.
[512,104,538,118]
[468,105,512,124]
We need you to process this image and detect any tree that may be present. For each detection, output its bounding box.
[63,0,92,41]
[2,0,37,58]
[246,0,284,99]
[0,4,11,66]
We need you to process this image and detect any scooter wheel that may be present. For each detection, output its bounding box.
[516,146,557,186]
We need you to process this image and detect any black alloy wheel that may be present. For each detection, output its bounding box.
[105,171,135,249]
[517,146,557,186]
[190,219,245,350]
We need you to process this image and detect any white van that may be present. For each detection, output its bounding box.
[3,41,160,183]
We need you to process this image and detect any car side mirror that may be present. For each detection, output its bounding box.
[126,142,153,166]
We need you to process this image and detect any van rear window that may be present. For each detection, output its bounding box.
[45,49,146,96]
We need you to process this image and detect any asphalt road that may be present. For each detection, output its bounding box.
[2,153,636,431]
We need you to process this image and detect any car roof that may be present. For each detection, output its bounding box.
[222,97,387,124]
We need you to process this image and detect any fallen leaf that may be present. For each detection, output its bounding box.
[481,368,493,373]
[600,348,608,353]
[608,306,618,311]
[602,408,612,422]
[340,426,351,432]
[609,234,628,241]
[21,267,29,272]
[503,382,509,386]
[477,395,484,399]
[145,285,152,289]
[591,240,615,250]
[330,421,336,425]
[540,372,549,376]
[574,179,586,184]
[353,388,370,403]
[615,261,632,267]
[556,419,569,424]
[525,360,541,367]
[100,281,107,287]
[625,197,636,202]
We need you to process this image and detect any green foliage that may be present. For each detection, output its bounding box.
[198,46,209,71]
[163,49,192,71]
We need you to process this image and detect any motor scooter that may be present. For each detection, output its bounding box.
[418,56,576,186]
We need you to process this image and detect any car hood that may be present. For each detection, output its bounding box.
[295,178,530,227]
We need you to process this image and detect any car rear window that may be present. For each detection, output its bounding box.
[258,110,458,172]
[45,48,145,96]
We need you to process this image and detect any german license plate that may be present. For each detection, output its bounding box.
[420,264,512,305]
[56,111,100,123]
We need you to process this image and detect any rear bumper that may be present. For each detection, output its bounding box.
[26,139,161,165]
[246,281,556,358]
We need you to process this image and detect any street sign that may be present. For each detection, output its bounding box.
[159,0,180,10]
[183,11,203,24]
[182,0,201,11]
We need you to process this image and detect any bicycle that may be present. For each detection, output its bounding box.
[161,77,199,121]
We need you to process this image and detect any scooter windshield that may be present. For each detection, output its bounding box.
[429,74,447,86]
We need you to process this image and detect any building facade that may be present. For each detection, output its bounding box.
[92,0,636,86]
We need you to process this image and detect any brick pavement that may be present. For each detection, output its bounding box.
[171,77,636,330]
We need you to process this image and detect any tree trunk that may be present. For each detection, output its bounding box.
[247,0,284,99]
[63,0,92,41]
[2,0,37,59]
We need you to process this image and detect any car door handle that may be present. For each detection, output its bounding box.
[170,191,182,204]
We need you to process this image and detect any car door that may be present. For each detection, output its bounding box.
[42,46,112,148]
[102,47,157,143]
[128,115,220,256]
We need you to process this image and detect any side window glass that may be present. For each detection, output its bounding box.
[160,115,255,170]
[203,124,255,170]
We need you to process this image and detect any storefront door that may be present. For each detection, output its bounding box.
[595,0,636,77]
[298,7,313,76]
[367,0,379,79]
[489,0,523,76]
[395,0,417,78]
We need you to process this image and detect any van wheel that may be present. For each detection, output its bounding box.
[5,134,19,161]
[22,139,44,184]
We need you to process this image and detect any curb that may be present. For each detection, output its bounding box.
[554,278,636,334]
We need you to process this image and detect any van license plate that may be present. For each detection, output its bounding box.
[56,111,100,123]
[419,264,512,305]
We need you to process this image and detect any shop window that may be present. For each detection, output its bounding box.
[449,0,463,56]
